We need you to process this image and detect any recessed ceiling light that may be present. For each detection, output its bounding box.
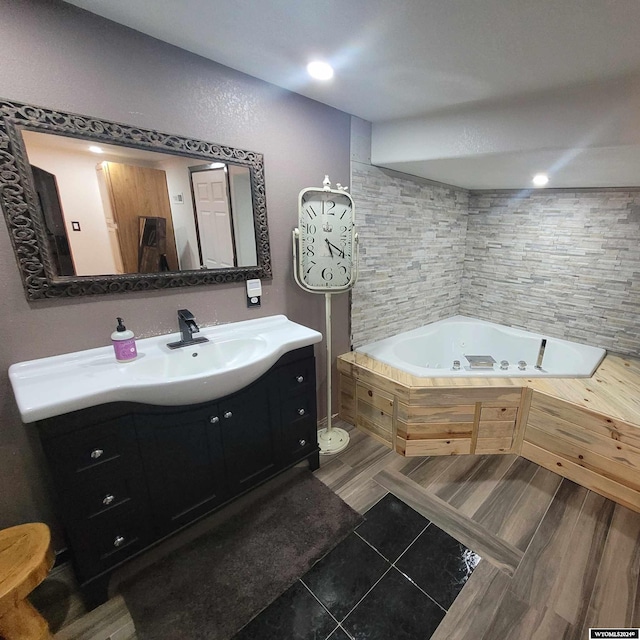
[307,61,334,81]
[88,145,103,154]
[532,173,549,187]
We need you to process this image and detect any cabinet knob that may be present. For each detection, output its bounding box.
[296,375,304,383]
[297,408,306,416]
[210,416,219,424]
[102,494,115,506]
[90,448,104,460]
[113,535,125,548]
[299,439,306,447]
[224,411,233,419]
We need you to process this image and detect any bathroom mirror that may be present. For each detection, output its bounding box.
[0,99,271,299]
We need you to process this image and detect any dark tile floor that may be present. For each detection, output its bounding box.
[233,493,481,640]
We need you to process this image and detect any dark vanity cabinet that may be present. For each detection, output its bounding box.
[35,347,318,608]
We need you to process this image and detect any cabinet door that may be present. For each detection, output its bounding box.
[220,377,278,495]
[136,405,227,535]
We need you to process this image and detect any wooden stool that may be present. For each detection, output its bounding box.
[0,523,55,640]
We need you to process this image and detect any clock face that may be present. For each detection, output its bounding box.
[298,189,355,290]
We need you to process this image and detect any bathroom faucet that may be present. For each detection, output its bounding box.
[167,309,209,349]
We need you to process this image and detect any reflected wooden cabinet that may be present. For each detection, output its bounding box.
[35,347,318,609]
[97,162,179,273]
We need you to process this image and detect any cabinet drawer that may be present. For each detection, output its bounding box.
[74,476,141,520]
[70,510,151,580]
[282,417,317,459]
[43,417,137,482]
[278,358,315,395]
[281,392,316,424]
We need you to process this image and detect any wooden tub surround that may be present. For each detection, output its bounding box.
[338,352,640,513]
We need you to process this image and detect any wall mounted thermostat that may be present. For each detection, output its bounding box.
[246,279,262,307]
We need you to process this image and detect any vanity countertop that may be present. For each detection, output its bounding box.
[10,315,322,423]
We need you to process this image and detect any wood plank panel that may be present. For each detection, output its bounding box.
[355,382,394,447]
[398,420,473,439]
[525,424,640,491]
[356,383,394,414]
[338,373,355,425]
[477,420,516,438]
[410,387,522,406]
[374,469,524,576]
[530,390,640,449]
[511,387,532,455]
[339,358,411,403]
[397,403,476,423]
[403,437,472,456]
[480,407,518,421]
[475,437,514,454]
[527,407,640,474]
[357,400,393,435]
[102,162,179,273]
[356,417,392,447]
[521,441,640,513]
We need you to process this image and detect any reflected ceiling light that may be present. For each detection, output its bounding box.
[307,61,334,81]
[88,145,103,154]
[532,173,549,187]
[209,162,225,169]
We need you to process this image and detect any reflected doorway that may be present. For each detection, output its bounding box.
[190,166,235,269]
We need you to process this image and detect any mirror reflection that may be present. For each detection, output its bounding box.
[22,131,258,277]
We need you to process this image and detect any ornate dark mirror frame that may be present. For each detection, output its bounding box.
[0,99,272,300]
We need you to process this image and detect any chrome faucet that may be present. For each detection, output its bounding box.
[167,309,209,349]
[535,338,547,370]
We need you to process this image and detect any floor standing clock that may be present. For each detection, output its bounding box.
[293,176,359,454]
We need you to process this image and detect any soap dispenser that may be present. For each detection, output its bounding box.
[111,317,137,362]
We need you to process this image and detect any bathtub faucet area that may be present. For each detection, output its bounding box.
[535,338,547,370]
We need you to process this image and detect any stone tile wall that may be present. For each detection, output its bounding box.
[350,162,469,348]
[461,189,640,356]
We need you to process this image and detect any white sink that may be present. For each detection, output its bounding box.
[9,315,322,422]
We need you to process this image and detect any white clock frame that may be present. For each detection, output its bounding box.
[292,176,359,455]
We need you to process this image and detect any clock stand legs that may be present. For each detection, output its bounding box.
[318,293,350,455]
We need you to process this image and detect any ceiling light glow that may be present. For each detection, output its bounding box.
[89,145,103,154]
[307,61,334,81]
[532,173,549,187]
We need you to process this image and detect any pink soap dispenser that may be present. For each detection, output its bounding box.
[111,317,138,362]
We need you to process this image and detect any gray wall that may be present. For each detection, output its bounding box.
[0,0,351,540]
[350,161,469,348]
[462,189,640,355]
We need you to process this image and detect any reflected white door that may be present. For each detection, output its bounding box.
[191,168,234,269]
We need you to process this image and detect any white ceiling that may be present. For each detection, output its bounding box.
[65,0,640,189]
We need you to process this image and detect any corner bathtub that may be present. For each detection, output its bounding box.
[356,316,606,378]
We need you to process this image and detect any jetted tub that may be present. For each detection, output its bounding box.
[356,315,606,378]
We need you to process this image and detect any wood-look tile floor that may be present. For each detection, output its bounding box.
[31,420,640,639]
